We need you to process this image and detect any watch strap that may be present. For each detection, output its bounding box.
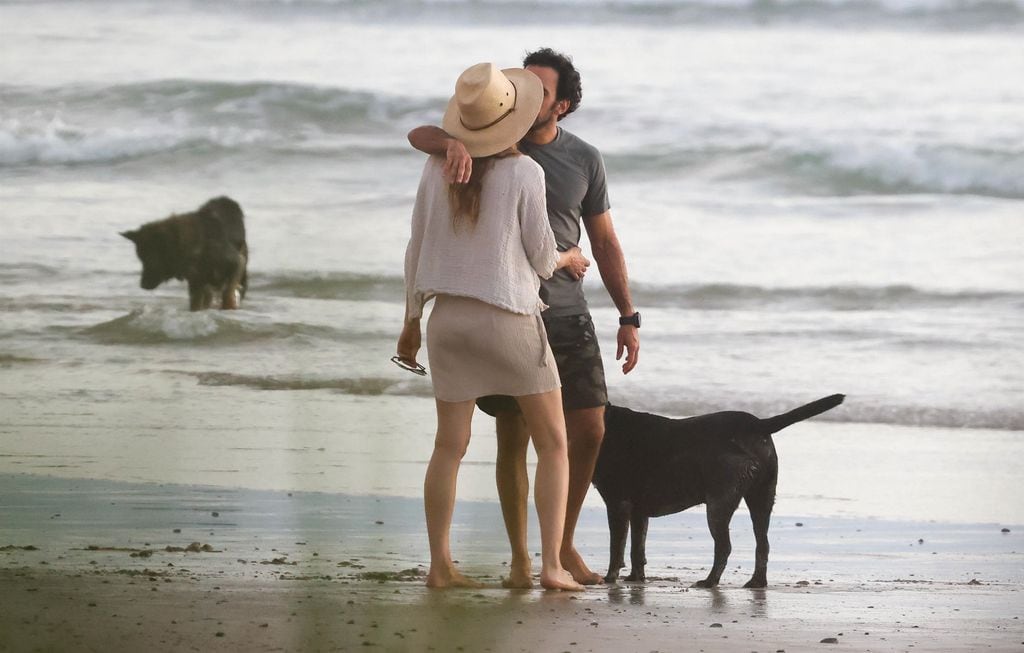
[619,311,641,328]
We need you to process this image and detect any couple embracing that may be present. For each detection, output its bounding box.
[397,49,639,591]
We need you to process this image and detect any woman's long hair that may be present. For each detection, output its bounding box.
[449,146,520,230]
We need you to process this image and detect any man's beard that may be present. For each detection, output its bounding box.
[529,110,556,133]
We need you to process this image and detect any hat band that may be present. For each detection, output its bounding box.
[460,80,519,132]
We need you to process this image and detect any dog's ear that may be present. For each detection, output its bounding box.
[120,230,138,243]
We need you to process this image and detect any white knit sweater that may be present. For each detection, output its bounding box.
[404,155,559,320]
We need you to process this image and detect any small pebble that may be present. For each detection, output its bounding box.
[820,637,839,644]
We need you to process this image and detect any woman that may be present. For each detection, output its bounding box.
[397,62,587,591]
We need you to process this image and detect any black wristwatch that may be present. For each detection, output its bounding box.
[619,311,641,328]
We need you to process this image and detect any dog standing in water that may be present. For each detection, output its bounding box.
[121,196,248,311]
[594,394,845,588]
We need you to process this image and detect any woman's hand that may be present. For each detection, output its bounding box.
[560,246,590,280]
[397,319,422,364]
[443,138,472,184]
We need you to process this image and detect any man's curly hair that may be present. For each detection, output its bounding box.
[523,48,582,121]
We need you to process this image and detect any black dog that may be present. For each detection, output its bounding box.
[121,196,248,311]
[594,394,844,588]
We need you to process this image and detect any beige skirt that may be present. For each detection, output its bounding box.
[426,294,559,403]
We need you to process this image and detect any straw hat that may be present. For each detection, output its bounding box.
[442,63,543,158]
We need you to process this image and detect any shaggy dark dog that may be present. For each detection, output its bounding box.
[121,197,248,311]
[594,394,845,588]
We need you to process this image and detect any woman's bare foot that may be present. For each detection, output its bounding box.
[540,568,585,592]
[501,560,534,589]
[426,565,484,589]
[560,548,602,585]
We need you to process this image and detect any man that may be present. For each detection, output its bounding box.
[407,48,640,586]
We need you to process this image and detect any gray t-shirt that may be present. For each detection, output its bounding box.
[519,127,610,317]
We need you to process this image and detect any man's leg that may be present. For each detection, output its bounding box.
[543,313,608,585]
[560,405,605,584]
[494,409,533,588]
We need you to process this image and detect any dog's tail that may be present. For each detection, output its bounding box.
[761,394,845,434]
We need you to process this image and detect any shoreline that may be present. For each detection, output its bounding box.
[2,472,1022,651]
[3,378,1023,525]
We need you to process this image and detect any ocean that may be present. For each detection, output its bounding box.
[2,0,1023,525]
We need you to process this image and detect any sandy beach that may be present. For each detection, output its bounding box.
[2,374,1023,652]
[2,473,1021,652]
[3,1,1023,651]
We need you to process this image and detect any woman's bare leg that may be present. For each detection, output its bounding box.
[424,398,482,589]
[516,389,584,592]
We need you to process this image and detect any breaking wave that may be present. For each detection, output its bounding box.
[605,142,1024,199]
[184,371,433,397]
[174,370,1023,430]
[4,80,1021,200]
[0,81,434,167]
[250,271,1024,312]
[613,390,1024,431]
[215,0,1024,29]
[615,281,1024,311]
[80,306,351,345]
[252,271,405,302]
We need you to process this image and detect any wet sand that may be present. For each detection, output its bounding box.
[1,473,1021,652]
[2,565,1021,653]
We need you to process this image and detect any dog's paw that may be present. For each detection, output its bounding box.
[692,579,718,589]
[742,577,767,589]
[623,572,646,582]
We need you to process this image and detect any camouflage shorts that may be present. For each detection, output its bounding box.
[476,312,608,416]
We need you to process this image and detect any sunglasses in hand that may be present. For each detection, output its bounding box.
[391,355,428,376]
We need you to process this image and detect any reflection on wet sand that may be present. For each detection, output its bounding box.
[2,473,1021,652]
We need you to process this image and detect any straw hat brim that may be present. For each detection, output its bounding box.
[441,68,543,158]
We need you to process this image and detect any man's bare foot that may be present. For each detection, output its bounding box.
[540,568,585,592]
[425,565,484,589]
[501,560,534,589]
[560,548,602,585]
